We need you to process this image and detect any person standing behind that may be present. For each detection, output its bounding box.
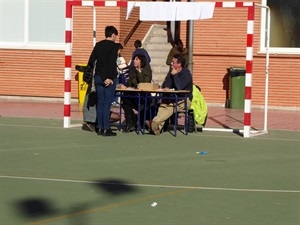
[112,43,128,107]
[166,39,188,68]
[130,40,151,68]
[87,26,119,137]
[151,53,193,135]
[119,54,152,132]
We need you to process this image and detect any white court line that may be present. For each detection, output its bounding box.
[189,132,300,142]
[0,175,299,194]
[1,123,299,142]
[0,124,64,129]
[0,144,87,152]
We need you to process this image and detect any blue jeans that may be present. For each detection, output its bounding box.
[94,75,117,130]
[112,78,119,103]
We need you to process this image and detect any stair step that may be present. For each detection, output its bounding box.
[151,58,168,65]
[151,66,169,74]
[143,24,171,84]
[151,27,167,35]
[147,51,169,58]
[146,44,172,51]
[153,70,168,78]
[148,36,169,44]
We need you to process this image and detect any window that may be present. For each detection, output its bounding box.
[260,0,300,54]
[0,0,65,50]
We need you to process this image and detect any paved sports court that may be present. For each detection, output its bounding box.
[0,99,299,225]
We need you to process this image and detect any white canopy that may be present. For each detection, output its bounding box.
[126,2,215,21]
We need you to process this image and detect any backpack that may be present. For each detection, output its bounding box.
[190,84,208,126]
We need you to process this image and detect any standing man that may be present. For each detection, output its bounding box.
[87,26,119,136]
[151,53,193,135]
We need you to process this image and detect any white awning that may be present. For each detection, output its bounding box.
[126,1,215,21]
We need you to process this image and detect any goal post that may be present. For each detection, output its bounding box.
[64,1,270,138]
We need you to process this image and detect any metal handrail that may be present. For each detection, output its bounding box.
[123,20,142,46]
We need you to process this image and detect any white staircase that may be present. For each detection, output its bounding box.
[143,24,171,85]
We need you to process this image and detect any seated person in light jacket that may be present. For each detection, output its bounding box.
[151,53,193,135]
[118,54,152,132]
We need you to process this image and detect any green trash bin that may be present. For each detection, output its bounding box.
[228,67,246,109]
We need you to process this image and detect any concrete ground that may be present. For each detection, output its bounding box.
[0,98,299,132]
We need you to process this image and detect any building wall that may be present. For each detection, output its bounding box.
[0,6,152,100]
[0,49,65,98]
[0,1,299,109]
[181,1,300,109]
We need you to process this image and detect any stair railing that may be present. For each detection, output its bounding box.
[123,20,142,46]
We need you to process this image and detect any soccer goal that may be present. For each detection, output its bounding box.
[63,1,270,138]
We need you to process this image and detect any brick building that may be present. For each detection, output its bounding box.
[0,0,299,110]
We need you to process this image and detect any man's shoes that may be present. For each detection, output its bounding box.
[151,121,160,136]
[96,129,104,136]
[123,124,136,133]
[101,129,117,136]
[144,120,151,131]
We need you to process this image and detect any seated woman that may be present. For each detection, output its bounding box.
[118,54,152,132]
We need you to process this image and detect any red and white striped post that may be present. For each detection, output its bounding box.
[213,2,255,138]
[63,0,127,128]
[244,3,255,138]
[64,0,74,128]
